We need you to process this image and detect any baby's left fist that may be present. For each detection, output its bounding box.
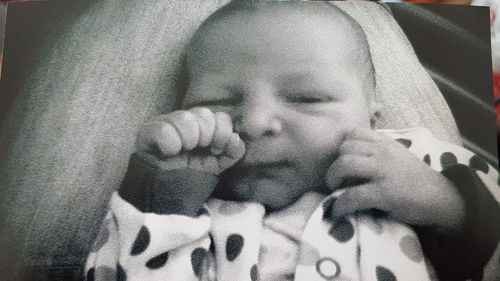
[325,128,466,236]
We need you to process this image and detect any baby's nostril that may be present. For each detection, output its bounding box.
[262,130,275,137]
[238,132,251,141]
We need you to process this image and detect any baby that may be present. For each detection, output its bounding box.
[85,1,500,281]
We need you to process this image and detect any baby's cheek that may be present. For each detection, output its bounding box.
[299,120,346,150]
[296,138,342,190]
[304,136,341,166]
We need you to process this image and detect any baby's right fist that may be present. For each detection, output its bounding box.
[135,108,245,174]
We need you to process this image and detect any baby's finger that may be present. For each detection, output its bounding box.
[136,121,182,157]
[326,154,376,190]
[224,133,246,161]
[190,107,216,148]
[164,111,200,151]
[330,183,382,221]
[211,112,233,155]
[217,133,246,172]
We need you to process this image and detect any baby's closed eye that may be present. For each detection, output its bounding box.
[282,91,336,106]
[285,93,334,104]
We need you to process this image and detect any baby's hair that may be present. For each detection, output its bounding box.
[175,0,377,108]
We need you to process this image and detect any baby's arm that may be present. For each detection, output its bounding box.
[85,108,245,281]
[324,128,500,280]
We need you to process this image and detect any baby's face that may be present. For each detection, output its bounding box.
[184,6,378,211]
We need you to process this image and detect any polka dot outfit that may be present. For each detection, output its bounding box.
[85,128,500,281]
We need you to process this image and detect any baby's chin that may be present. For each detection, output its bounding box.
[213,173,317,212]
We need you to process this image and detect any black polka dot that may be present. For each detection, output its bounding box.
[86,267,95,281]
[376,265,397,281]
[191,247,207,277]
[423,154,431,166]
[250,264,259,281]
[469,155,489,174]
[197,207,209,217]
[116,264,127,281]
[440,152,458,169]
[328,217,354,242]
[322,197,337,221]
[396,138,412,148]
[226,234,244,261]
[146,251,169,269]
[130,226,150,256]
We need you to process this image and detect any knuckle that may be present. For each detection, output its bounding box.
[215,124,232,138]
[215,111,231,122]
[178,111,194,122]
[158,123,174,138]
[193,107,212,117]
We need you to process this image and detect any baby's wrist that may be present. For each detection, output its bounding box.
[118,153,218,217]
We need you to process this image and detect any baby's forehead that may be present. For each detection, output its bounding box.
[187,2,369,67]
[194,1,361,39]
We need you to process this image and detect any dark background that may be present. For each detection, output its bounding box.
[390,4,497,166]
[0,2,497,280]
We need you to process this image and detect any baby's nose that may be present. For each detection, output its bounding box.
[234,99,283,142]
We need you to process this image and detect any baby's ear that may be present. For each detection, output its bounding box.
[369,102,383,129]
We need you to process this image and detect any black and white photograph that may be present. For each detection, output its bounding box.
[0,1,499,280]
